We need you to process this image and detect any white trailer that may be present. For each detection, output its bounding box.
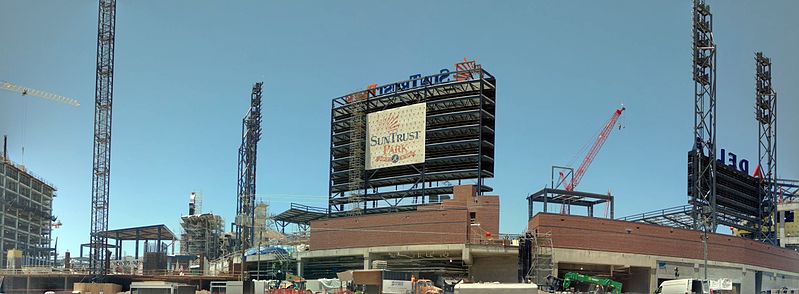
[454,283,539,294]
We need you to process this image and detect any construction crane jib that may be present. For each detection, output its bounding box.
[559,106,626,192]
[1,81,80,107]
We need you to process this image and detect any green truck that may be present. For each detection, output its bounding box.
[548,272,623,294]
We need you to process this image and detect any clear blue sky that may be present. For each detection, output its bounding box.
[1,1,797,256]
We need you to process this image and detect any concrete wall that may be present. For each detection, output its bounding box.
[470,256,517,283]
[550,244,799,293]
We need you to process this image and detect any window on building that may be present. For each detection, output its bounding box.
[470,212,476,224]
[785,211,795,223]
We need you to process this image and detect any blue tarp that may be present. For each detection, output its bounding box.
[244,245,291,256]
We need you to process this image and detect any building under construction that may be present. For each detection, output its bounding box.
[326,58,496,215]
[4,0,799,292]
[180,193,224,261]
[0,140,56,268]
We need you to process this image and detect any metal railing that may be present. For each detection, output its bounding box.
[618,205,692,222]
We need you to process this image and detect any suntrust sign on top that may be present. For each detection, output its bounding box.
[339,59,482,103]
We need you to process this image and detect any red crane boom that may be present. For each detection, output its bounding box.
[560,106,625,191]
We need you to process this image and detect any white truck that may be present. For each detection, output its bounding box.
[656,279,709,294]
[454,283,539,294]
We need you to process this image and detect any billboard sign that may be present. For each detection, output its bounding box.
[366,103,426,170]
[382,279,412,294]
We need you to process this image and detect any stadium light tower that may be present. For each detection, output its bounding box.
[755,52,778,245]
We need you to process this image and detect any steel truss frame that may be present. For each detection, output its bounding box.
[755,52,778,244]
[690,0,718,233]
[89,0,117,277]
[235,82,263,252]
[327,67,496,214]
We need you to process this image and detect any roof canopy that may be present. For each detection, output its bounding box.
[98,224,175,240]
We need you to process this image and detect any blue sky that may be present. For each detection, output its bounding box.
[1,1,797,256]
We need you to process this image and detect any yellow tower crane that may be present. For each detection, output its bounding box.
[1,81,80,107]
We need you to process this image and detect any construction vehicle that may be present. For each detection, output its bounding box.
[547,272,622,294]
[655,279,708,294]
[454,283,539,294]
[414,279,443,294]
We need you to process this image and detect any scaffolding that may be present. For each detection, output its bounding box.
[520,232,554,287]
[253,202,285,246]
[346,89,369,215]
[180,214,224,261]
[0,159,56,268]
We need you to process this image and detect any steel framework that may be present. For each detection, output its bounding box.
[690,0,718,233]
[235,82,263,253]
[527,188,614,219]
[327,64,496,214]
[89,0,117,277]
[755,52,778,244]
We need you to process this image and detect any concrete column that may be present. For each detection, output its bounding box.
[363,252,371,270]
[461,247,472,265]
[649,266,658,293]
[63,276,68,292]
[296,258,304,277]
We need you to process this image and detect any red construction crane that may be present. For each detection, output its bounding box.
[558,106,626,192]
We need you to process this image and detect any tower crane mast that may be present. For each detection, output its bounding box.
[89,0,117,278]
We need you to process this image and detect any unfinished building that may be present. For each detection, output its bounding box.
[0,148,56,267]
[253,202,284,246]
[180,192,224,261]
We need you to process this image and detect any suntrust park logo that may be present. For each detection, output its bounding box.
[370,112,421,163]
[366,103,426,170]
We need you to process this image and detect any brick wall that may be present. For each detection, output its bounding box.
[529,213,799,273]
[310,185,500,250]
[310,209,468,250]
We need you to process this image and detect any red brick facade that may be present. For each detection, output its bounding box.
[310,185,499,250]
[529,213,799,273]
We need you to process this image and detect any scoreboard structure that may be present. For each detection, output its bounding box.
[328,61,496,214]
[688,151,765,232]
